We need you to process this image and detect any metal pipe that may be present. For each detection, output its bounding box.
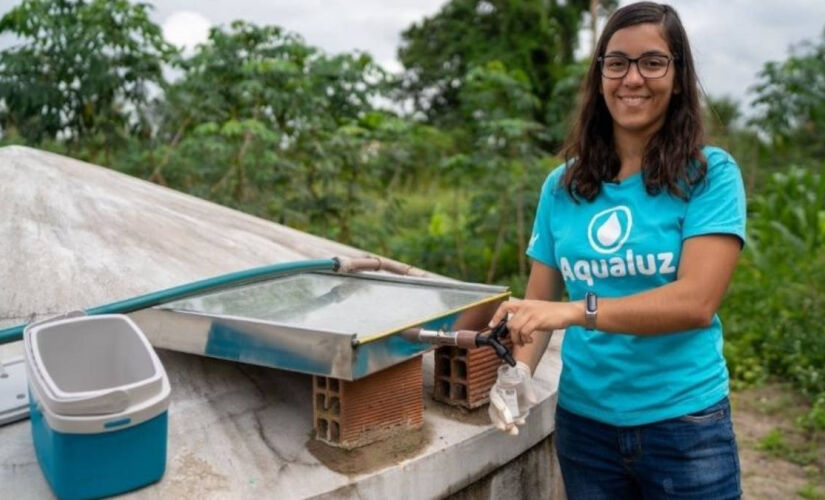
[401,327,480,349]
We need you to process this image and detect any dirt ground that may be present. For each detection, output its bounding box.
[731,385,825,499]
[306,424,431,476]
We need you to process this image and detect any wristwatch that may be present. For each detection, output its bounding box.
[584,292,598,330]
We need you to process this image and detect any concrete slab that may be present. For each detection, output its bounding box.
[0,146,563,499]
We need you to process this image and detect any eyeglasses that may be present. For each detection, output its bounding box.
[597,54,677,80]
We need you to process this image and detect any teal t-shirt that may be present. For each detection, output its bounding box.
[527,146,746,426]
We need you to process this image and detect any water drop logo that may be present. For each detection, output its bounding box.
[587,206,632,254]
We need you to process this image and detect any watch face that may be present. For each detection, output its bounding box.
[586,292,597,312]
[584,292,597,330]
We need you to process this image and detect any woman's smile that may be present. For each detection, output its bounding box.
[617,95,651,107]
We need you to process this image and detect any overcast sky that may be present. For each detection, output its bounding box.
[2,0,824,110]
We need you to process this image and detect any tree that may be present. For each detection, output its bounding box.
[749,28,825,164]
[702,95,764,191]
[446,61,547,282]
[0,0,175,160]
[151,22,317,201]
[704,95,741,137]
[397,0,616,146]
[148,21,394,243]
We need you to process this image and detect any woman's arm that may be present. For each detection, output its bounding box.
[492,234,742,344]
[511,261,565,374]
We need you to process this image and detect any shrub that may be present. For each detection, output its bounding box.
[722,166,825,430]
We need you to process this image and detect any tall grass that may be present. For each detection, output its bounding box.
[722,166,825,431]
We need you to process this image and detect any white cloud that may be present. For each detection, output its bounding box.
[162,11,211,55]
[149,0,448,72]
[618,0,825,108]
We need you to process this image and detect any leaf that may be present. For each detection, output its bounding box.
[193,122,219,135]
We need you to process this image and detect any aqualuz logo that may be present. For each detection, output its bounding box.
[560,205,676,285]
[588,206,632,253]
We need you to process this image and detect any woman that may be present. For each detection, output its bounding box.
[487,2,745,499]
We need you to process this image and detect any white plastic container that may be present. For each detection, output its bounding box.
[24,313,170,500]
[496,364,528,420]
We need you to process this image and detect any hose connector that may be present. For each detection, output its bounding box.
[334,256,427,277]
[400,328,478,349]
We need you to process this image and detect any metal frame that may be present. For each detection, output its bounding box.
[129,272,508,380]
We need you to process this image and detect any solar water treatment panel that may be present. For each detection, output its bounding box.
[128,272,508,380]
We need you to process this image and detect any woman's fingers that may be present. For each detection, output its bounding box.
[519,319,539,344]
[508,308,535,345]
[489,299,520,327]
[490,300,556,346]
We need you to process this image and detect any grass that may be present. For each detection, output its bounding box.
[798,482,825,500]
[735,384,825,498]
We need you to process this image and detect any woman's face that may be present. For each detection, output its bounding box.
[601,23,677,140]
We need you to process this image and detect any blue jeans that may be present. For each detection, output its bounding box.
[555,398,741,499]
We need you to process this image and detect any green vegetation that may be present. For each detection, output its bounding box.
[0,0,823,432]
[799,482,825,500]
[757,426,825,497]
[717,29,825,435]
[722,168,825,398]
[0,0,174,157]
[757,428,821,467]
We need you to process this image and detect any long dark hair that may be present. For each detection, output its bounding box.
[561,2,705,201]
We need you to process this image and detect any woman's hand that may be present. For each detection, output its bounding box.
[489,299,584,345]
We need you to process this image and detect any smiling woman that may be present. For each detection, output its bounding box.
[484,3,747,499]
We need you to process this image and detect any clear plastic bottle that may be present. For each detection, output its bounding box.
[496,364,527,420]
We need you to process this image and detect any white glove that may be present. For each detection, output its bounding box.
[488,361,538,436]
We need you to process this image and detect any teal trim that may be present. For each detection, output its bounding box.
[0,259,338,345]
[204,322,330,375]
[104,417,132,429]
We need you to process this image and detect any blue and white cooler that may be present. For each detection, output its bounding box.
[24,313,170,500]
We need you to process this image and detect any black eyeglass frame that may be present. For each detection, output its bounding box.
[596,54,680,80]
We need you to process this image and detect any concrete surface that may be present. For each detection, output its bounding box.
[0,146,564,499]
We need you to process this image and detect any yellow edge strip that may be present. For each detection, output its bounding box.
[356,290,511,345]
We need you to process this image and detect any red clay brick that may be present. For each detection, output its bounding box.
[313,356,423,449]
[433,338,512,409]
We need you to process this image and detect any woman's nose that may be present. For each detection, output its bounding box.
[623,61,645,85]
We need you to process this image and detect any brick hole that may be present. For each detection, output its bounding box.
[331,421,340,441]
[329,378,340,393]
[315,393,326,410]
[315,377,326,389]
[317,418,328,439]
[437,379,451,399]
[453,383,467,401]
[437,358,451,376]
[329,396,340,414]
[453,360,467,380]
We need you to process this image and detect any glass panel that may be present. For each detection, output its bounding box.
[160,274,499,338]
